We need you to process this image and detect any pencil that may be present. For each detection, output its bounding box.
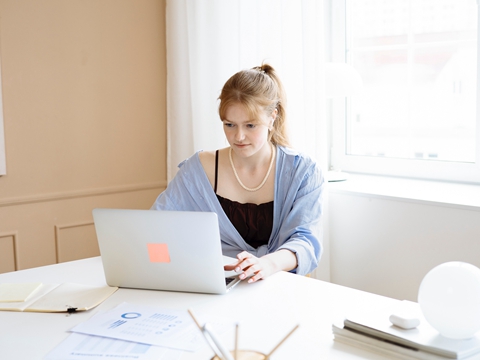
[265,324,299,359]
[234,323,239,360]
[187,308,203,330]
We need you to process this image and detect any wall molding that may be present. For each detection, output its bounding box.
[55,221,96,263]
[0,181,167,207]
[0,231,19,271]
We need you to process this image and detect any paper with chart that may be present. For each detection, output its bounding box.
[45,332,183,360]
[70,302,203,351]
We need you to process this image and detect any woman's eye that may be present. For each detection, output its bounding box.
[224,123,234,128]
[246,124,256,129]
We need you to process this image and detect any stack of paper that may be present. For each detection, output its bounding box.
[45,302,207,360]
[333,303,480,360]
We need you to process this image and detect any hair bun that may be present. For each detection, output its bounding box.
[253,63,274,75]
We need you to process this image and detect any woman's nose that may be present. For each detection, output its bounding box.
[235,128,245,141]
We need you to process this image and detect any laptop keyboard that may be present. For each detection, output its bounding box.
[225,277,236,285]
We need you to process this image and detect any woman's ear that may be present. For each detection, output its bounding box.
[272,108,278,119]
[269,108,278,129]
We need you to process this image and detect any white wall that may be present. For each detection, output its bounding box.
[328,184,480,302]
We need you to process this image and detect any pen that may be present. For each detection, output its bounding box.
[203,323,234,360]
[188,309,234,360]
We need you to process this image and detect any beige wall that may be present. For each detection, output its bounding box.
[0,0,167,272]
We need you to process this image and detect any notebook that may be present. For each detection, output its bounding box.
[92,208,241,295]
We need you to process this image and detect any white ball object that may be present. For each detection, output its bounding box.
[418,261,480,339]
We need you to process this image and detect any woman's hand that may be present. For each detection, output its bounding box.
[224,249,297,283]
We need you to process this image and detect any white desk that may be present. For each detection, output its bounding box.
[0,257,402,360]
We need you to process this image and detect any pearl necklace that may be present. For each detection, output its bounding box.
[229,144,275,192]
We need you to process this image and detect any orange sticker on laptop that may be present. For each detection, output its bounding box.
[147,243,171,263]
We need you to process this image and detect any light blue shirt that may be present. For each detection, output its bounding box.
[151,146,324,275]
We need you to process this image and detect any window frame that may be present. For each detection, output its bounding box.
[329,0,480,184]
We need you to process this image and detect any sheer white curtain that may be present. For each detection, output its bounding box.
[166,0,330,280]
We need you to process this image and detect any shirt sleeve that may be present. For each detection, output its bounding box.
[150,160,187,211]
[276,159,324,275]
[150,157,207,211]
[150,153,224,214]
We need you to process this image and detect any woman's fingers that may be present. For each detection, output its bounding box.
[237,257,270,282]
[232,252,276,283]
[223,264,237,271]
[234,251,253,272]
[247,269,265,283]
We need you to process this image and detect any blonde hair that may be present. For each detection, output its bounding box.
[218,63,290,147]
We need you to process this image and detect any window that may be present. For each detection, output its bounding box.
[330,0,480,183]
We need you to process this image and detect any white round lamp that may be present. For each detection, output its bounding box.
[418,261,480,339]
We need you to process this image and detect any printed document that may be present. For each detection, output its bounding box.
[70,302,203,352]
[45,332,182,360]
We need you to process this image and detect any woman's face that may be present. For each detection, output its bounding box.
[222,103,275,159]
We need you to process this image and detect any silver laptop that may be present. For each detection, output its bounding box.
[92,208,241,294]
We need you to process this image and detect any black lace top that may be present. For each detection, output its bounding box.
[216,195,273,248]
[214,150,273,248]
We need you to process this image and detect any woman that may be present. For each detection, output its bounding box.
[151,63,324,283]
